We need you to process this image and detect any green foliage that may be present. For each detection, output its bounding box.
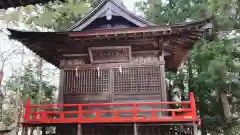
[192,40,240,131]
[209,0,240,30]
[135,0,210,24]
[5,61,56,104]
[168,40,240,134]
[26,0,90,30]
[230,124,240,135]
[2,60,57,126]
[166,71,187,100]
[0,0,91,31]
[89,0,101,8]
[2,93,16,126]
[136,0,240,133]
[193,40,240,91]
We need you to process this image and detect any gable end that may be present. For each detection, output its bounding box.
[66,0,156,31]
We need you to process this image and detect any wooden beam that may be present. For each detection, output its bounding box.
[61,62,164,70]
[72,37,157,44]
[69,26,172,37]
[63,50,171,57]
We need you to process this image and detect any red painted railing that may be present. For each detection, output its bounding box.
[23,92,198,124]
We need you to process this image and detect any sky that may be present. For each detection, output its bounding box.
[123,0,137,11]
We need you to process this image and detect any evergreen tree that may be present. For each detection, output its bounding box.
[3,60,57,127]
[136,0,240,134]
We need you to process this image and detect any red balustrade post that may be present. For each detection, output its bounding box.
[152,110,157,118]
[23,97,31,122]
[40,112,47,122]
[133,103,137,119]
[96,111,100,119]
[60,112,64,120]
[78,105,82,121]
[189,92,197,120]
[171,111,176,117]
[114,110,118,118]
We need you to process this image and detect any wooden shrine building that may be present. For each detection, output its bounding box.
[8,0,212,134]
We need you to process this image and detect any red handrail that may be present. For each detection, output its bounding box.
[23,92,198,124]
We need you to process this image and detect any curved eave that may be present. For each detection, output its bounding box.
[8,17,213,71]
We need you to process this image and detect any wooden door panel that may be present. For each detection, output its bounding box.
[63,69,110,104]
[112,66,164,116]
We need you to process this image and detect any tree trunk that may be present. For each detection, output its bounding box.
[187,54,194,93]
[16,107,22,135]
[218,90,232,135]
[199,101,208,135]
[197,87,207,135]
[220,91,232,123]
[37,58,43,135]
[196,67,208,135]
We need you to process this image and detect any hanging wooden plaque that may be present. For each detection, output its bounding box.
[88,46,131,63]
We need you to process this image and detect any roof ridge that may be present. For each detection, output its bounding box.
[112,0,123,4]
[65,0,108,31]
[110,0,156,26]
[65,0,156,31]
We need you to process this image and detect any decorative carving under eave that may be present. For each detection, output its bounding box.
[60,59,85,66]
[131,56,160,64]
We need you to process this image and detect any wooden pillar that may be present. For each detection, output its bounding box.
[133,123,138,135]
[58,70,65,109]
[77,124,82,135]
[42,126,46,135]
[56,70,64,135]
[159,51,167,102]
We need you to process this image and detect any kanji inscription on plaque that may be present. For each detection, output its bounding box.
[88,46,131,63]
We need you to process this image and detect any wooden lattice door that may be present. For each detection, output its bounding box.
[112,66,163,102]
[63,65,164,104]
[63,69,110,104]
[111,66,164,117]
